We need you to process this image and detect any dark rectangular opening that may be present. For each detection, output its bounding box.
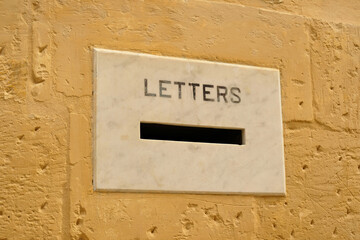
[140,122,244,145]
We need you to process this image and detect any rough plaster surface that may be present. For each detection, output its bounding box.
[0,0,359,239]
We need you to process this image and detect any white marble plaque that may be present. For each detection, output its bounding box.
[93,48,285,195]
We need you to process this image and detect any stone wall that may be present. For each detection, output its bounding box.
[0,0,359,239]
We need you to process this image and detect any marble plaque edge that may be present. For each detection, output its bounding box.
[93,47,281,74]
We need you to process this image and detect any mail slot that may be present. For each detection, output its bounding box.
[93,48,285,195]
[140,122,244,145]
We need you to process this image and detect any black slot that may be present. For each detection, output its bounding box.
[140,122,244,145]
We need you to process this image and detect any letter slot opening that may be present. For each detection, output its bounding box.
[140,122,244,145]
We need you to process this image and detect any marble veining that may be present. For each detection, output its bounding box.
[93,48,285,195]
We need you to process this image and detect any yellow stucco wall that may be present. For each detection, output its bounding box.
[0,0,359,239]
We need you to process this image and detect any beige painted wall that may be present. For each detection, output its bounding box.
[0,0,359,239]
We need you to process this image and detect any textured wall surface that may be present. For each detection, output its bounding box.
[0,0,359,239]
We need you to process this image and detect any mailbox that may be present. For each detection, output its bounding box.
[93,48,285,195]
